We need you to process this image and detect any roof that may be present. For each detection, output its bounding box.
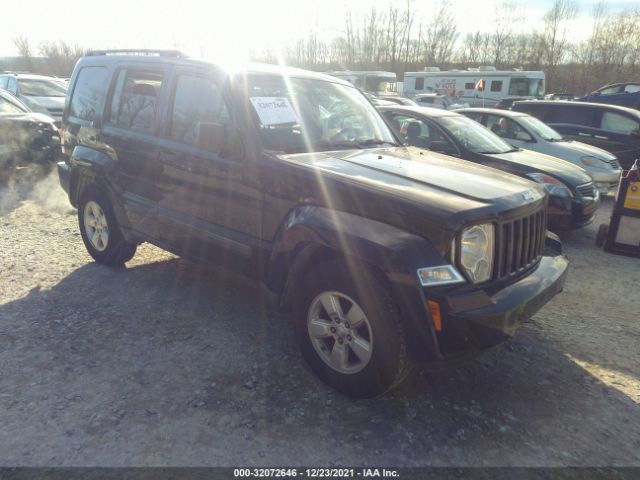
[514,100,640,117]
[456,108,528,117]
[377,105,458,118]
[77,53,351,86]
[0,72,61,81]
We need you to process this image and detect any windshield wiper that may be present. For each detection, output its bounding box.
[308,138,399,152]
[355,138,401,147]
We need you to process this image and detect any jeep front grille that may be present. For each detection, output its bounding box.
[496,209,547,279]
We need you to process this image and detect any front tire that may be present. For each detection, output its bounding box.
[293,261,409,398]
[78,186,137,266]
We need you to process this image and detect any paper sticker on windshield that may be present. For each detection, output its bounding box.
[250,97,299,125]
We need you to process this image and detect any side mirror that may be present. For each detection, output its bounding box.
[197,122,243,159]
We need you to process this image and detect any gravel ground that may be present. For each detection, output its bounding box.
[0,167,638,467]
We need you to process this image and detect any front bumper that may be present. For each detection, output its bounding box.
[591,170,622,194]
[548,193,600,230]
[428,247,568,356]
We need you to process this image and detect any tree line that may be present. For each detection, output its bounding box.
[3,0,640,95]
[255,0,640,95]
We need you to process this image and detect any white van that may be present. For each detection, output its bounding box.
[403,67,545,107]
[325,71,398,96]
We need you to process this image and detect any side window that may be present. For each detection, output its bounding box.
[0,76,8,90]
[490,80,503,92]
[69,66,108,122]
[464,112,484,124]
[599,85,623,96]
[415,77,424,91]
[7,77,18,95]
[486,115,532,141]
[600,112,640,134]
[110,69,163,133]
[624,84,640,94]
[464,82,475,90]
[170,74,230,147]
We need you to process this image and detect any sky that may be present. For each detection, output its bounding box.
[1,0,639,60]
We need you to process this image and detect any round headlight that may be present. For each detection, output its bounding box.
[459,223,494,283]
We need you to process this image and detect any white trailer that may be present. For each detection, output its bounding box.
[325,70,398,96]
[402,67,545,107]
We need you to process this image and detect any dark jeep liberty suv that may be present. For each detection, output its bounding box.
[58,50,568,397]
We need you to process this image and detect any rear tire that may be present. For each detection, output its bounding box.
[293,261,409,398]
[78,186,137,266]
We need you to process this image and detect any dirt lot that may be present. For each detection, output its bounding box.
[0,168,638,467]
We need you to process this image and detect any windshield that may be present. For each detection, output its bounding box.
[18,79,67,97]
[438,115,514,154]
[518,115,563,141]
[0,94,28,114]
[508,78,545,97]
[245,75,397,154]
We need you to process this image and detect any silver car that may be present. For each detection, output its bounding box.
[0,73,66,125]
[458,108,623,194]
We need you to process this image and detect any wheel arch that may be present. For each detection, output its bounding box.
[268,205,447,360]
[69,145,133,235]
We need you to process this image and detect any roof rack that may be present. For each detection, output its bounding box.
[86,49,187,58]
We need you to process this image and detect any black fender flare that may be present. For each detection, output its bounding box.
[68,145,133,235]
[267,205,450,359]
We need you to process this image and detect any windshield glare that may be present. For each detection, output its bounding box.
[0,95,27,114]
[439,115,514,154]
[18,79,67,97]
[246,75,397,154]
[518,115,563,141]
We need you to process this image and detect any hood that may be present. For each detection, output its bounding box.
[0,111,57,126]
[552,139,617,162]
[281,146,546,227]
[490,148,592,186]
[21,95,65,114]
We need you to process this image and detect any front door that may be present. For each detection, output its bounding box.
[155,68,262,270]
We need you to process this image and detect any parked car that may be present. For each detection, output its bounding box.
[512,100,640,171]
[544,93,575,101]
[0,73,67,125]
[412,93,469,110]
[0,89,60,169]
[380,105,599,230]
[577,83,640,109]
[378,96,419,106]
[458,108,622,194]
[58,50,568,398]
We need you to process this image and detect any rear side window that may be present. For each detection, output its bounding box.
[415,77,424,90]
[549,106,597,126]
[0,76,8,89]
[624,84,640,94]
[169,75,230,146]
[600,112,640,134]
[513,103,549,120]
[69,66,108,122]
[490,81,503,92]
[110,69,163,133]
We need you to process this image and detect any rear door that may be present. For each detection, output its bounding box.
[154,66,261,268]
[593,109,640,170]
[545,105,599,143]
[101,65,168,238]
